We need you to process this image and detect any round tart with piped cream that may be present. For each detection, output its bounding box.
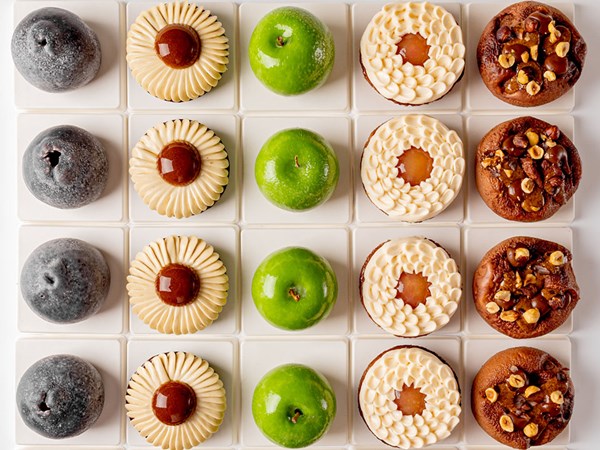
[126,351,226,450]
[361,115,464,222]
[472,346,574,449]
[130,119,229,219]
[127,235,228,334]
[127,2,229,102]
[473,236,579,339]
[359,236,461,337]
[360,2,465,105]
[358,345,461,448]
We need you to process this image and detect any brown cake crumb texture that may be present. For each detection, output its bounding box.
[473,236,579,339]
[477,1,586,107]
[475,116,581,222]
[472,346,574,449]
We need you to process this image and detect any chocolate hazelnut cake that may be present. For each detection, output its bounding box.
[127,235,229,334]
[473,236,579,339]
[360,2,465,105]
[477,1,586,107]
[360,237,462,337]
[127,2,229,102]
[475,116,581,222]
[358,345,461,448]
[129,119,229,219]
[126,351,226,450]
[472,346,574,449]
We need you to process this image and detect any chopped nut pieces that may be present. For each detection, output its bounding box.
[485,387,498,403]
[549,251,566,266]
[517,70,529,85]
[524,423,539,438]
[500,414,515,432]
[504,169,514,178]
[523,307,541,324]
[525,131,539,146]
[498,53,516,68]
[544,70,557,81]
[528,145,544,159]
[524,385,541,398]
[495,149,505,159]
[531,44,539,61]
[556,41,570,57]
[486,301,500,314]
[500,310,518,322]
[521,51,530,63]
[550,390,564,404]
[508,374,526,388]
[521,178,535,194]
[524,273,537,286]
[495,290,511,302]
[526,81,541,96]
[515,248,530,261]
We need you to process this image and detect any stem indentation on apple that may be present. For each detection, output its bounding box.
[290,408,303,424]
[276,35,285,47]
[288,287,301,302]
[294,155,300,168]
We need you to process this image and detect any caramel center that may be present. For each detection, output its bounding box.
[395,272,431,308]
[155,263,200,307]
[154,24,201,69]
[157,141,202,186]
[152,381,197,426]
[396,147,434,186]
[394,384,427,416]
[396,33,431,66]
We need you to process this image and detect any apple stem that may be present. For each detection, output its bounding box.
[290,409,303,424]
[288,288,301,302]
[294,155,300,168]
[276,36,285,47]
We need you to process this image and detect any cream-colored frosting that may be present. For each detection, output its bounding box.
[127,235,229,334]
[361,237,461,337]
[126,351,226,450]
[127,2,229,102]
[360,2,465,105]
[130,119,229,219]
[361,115,464,222]
[359,346,461,448]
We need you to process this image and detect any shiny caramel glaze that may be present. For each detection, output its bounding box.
[395,272,431,308]
[396,147,434,186]
[157,141,202,187]
[394,384,427,416]
[152,380,197,426]
[396,33,431,66]
[154,24,201,69]
[155,263,200,307]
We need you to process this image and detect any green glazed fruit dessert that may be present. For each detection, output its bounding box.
[248,7,335,95]
[252,247,337,330]
[255,128,339,211]
[252,363,336,448]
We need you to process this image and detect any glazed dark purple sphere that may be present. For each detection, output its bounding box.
[22,125,108,209]
[11,7,102,92]
[20,238,110,324]
[16,354,104,439]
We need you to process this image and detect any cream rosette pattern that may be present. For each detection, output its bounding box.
[360,2,465,105]
[360,237,461,337]
[130,119,229,219]
[127,235,229,334]
[126,2,229,102]
[361,115,464,222]
[358,346,461,449]
[126,351,226,450]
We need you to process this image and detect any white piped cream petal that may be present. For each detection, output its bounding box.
[130,119,229,219]
[361,237,461,337]
[126,351,226,450]
[127,235,229,334]
[127,2,229,102]
[361,115,464,222]
[360,2,464,105]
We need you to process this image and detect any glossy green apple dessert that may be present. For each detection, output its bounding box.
[252,363,336,448]
[255,128,339,211]
[252,247,337,330]
[248,6,335,95]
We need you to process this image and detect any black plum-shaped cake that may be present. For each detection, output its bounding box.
[11,7,102,92]
[20,238,110,324]
[16,354,105,439]
[22,125,108,209]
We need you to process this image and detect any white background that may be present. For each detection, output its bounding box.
[2,1,600,449]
